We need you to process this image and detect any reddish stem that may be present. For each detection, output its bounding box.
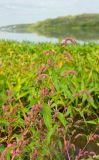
[62,37,77,45]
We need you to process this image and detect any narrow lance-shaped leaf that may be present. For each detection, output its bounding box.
[57,112,67,127]
[42,103,52,130]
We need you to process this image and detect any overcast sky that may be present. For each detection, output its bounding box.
[0,0,99,26]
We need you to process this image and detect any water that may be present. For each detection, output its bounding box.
[0,0,99,42]
[0,31,58,43]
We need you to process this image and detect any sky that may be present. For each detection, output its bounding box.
[0,0,99,27]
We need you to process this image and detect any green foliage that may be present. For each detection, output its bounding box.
[0,40,99,159]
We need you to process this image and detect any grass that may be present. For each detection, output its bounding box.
[0,40,99,160]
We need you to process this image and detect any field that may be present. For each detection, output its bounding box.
[0,40,99,160]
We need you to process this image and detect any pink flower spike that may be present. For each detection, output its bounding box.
[7,90,13,96]
[40,88,49,97]
[32,149,38,159]
[63,70,77,77]
[47,59,52,65]
[62,37,77,46]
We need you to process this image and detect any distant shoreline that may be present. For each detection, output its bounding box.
[0,13,99,41]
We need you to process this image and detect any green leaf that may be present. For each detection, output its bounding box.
[0,145,5,152]
[61,84,73,100]
[52,73,60,91]
[57,112,67,127]
[0,120,9,126]
[13,77,21,92]
[42,104,52,130]
[46,125,57,145]
[16,91,29,100]
[6,152,11,160]
[0,75,7,106]
[75,108,86,123]
[66,105,73,117]
[86,120,97,125]
[89,100,98,109]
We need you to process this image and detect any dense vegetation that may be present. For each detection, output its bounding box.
[1,14,99,40]
[0,40,99,160]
